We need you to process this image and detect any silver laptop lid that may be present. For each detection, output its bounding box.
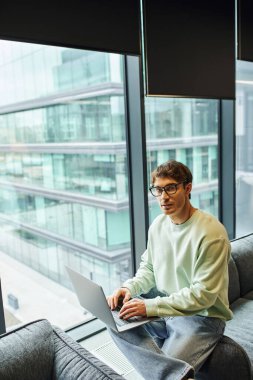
[65,266,117,330]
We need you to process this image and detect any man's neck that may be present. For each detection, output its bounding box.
[170,204,195,225]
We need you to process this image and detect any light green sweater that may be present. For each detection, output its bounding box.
[123,209,233,321]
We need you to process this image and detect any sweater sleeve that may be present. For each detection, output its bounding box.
[122,245,156,297]
[144,237,231,317]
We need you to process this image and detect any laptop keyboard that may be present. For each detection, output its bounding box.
[111,307,140,326]
[111,309,131,326]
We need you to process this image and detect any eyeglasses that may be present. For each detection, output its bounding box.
[149,181,186,197]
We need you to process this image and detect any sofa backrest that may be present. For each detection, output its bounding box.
[0,319,54,380]
[230,233,253,298]
[228,257,240,304]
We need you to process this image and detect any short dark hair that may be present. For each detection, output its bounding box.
[151,160,193,198]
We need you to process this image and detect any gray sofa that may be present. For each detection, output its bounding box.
[0,318,123,380]
[197,233,253,380]
[1,233,253,380]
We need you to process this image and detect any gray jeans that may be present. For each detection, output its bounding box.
[108,315,225,380]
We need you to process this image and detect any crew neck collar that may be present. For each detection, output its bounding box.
[168,208,199,229]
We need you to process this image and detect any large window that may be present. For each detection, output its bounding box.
[236,60,253,236]
[0,40,233,333]
[145,98,219,223]
[0,40,131,329]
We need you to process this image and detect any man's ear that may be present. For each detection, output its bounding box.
[185,182,192,196]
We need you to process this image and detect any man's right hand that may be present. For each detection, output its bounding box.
[106,287,131,310]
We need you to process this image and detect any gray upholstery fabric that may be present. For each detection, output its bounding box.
[0,319,123,380]
[196,335,252,380]
[231,234,253,297]
[228,258,240,304]
[243,290,253,300]
[53,326,124,380]
[0,319,54,380]
[225,297,253,366]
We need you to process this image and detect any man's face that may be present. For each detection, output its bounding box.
[153,177,192,217]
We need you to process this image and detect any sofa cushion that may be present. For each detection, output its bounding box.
[53,326,124,380]
[0,319,54,380]
[231,234,253,297]
[225,297,253,366]
[228,258,240,304]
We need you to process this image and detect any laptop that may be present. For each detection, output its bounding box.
[66,266,157,332]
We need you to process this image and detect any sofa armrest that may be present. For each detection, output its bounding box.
[52,326,124,380]
[0,319,54,380]
[197,335,252,380]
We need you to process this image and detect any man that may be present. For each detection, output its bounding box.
[107,160,232,380]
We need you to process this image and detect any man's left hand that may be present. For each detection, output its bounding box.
[119,298,147,319]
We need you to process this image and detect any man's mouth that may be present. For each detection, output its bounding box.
[161,203,173,208]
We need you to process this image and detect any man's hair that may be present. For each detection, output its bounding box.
[151,160,193,198]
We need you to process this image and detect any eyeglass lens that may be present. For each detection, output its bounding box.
[151,183,177,196]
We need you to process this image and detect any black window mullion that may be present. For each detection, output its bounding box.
[124,55,149,274]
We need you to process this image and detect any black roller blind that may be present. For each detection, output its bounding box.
[238,0,253,61]
[0,0,140,55]
[143,0,235,99]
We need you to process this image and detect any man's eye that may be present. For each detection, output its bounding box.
[165,185,175,192]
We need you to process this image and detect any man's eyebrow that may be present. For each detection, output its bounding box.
[154,183,177,187]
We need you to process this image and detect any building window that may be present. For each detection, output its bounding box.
[0,40,131,329]
[145,98,219,222]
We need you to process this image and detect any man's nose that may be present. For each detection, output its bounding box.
[160,189,169,199]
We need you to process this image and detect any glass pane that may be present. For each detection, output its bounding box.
[235,60,253,236]
[0,40,131,330]
[145,98,219,223]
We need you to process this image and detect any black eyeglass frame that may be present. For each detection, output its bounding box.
[149,181,187,197]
